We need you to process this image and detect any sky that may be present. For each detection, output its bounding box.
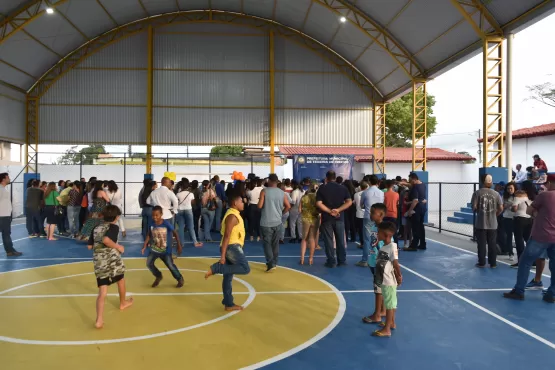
[426,12,555,159]
[12,11,555,165]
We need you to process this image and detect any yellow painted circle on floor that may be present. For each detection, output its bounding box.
[0,258,344,370]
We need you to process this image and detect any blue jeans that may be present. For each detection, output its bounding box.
[514,238,555,296]
[142,207,152,241]
[261,225,280,268]
[321,220,346,265]
[362,218,373,262]
[26,208,42,235]
[146,251,183,281]
[201,208,215,241]
[210,244,251,307]
[279,212,289,240]
[67,206,81,235]
[176,209,199,244]
[214,199,223,232]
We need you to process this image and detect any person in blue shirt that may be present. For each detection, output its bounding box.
[142,206,184,288]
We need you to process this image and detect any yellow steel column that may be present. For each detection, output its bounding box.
[25,96,39,173]
[373,102,386,174]
[146,25,154,174]
[483,36,504,167]
[412,79,427,171]
[269,30,276,173]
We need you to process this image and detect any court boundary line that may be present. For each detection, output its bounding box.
[400,263,555,350]
[427,237,551,279]
[0,288,516,299]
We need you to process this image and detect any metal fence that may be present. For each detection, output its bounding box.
[427,182,478,238]
[3,151,283,218]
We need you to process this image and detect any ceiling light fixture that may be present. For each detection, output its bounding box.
[339,16,347,23]
[46,8,54,14]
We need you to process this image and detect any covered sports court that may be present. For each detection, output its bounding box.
[1,1,555,369]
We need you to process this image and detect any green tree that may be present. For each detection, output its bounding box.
[526,82,555,108]
[210,146,243,158]
[457,151,476,164]
[57,145,107,165]
[385,92,438,147]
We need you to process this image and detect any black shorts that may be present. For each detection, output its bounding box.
[97,274,124,287]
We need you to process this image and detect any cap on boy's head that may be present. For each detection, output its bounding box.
[483,174,493,184]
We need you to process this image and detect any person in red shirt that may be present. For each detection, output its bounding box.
[533,154,548,172]
[383,180,400,243]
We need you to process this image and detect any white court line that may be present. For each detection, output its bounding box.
[0,288,517,299]
[0,268,257,345]
[0,236,30,246]
[400,263,555,350]
[427,237,551,279]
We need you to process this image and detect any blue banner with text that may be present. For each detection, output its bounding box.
[293,155,354,182]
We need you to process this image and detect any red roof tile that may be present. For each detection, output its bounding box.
[278,147,474,162]
[478,122,555,143]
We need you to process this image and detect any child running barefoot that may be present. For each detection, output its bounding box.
[142,206,184,288]
[372,221,403,337]
[205,194,251,311]
[88,205,133,329]
[361,203,386,323]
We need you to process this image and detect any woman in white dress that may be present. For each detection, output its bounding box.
[106,180,126,237]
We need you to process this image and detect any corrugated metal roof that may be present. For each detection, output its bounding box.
[279,146,475,163]
[1,0,554,96]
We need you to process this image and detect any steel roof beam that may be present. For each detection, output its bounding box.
[0,0,70,46]
[313,0,425,80]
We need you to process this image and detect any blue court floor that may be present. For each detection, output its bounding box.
[1,222,554,370]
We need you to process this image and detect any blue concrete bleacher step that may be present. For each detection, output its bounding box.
[454,212,473,222]
[447,216,470,224]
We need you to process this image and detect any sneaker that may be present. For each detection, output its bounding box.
[510,263,519,269]
[324,263,336,268]
[525,279,543,290]
[475,263,486,268]
[542,288,547,295]
[176,277,184,288]
[265,266,276,273]
[279,240,284,244]
[490,265,497,269]
[355,261,368,267]
[542,294,555,303]
[503,289,524,301]
[28,234,38,238]
[508,255,515,262]
[337,262,348,267]
[39,234,47,238]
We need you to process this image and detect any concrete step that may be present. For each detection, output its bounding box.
[460,207,473,213]
[447,216,473,224]
[467,203,472,208]
[454,211,474,221]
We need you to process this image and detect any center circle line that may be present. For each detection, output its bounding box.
[0,268,256,346]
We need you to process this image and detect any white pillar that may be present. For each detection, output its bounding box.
[506,33,514,181]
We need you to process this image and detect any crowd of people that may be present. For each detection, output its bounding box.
[472,172,555,303]
[2,164,552,331]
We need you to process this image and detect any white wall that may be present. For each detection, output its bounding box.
[511,135,554,172]
[356,161,477,183]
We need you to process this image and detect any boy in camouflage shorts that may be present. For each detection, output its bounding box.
[88,205,133,329]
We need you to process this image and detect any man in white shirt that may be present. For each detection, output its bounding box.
[147,177,179,222]
[514,164,527,184]
[0,173,22,256]
[361,175,384,261]
[354,181,368,247]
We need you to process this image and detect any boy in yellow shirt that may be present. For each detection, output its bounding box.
[205,194,251,311]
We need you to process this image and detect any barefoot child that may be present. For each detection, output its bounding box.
[361,203,386,323]
[142,206,184,288]
[87,205,133,329]
[205,194,251,311]
[372,221,403,337]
